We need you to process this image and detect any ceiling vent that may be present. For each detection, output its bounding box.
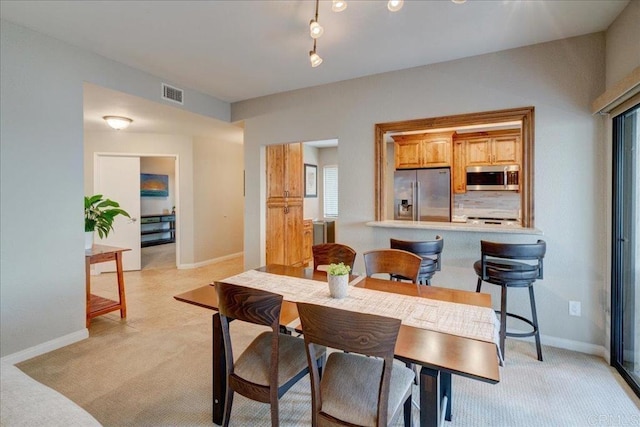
[161,83,184,105]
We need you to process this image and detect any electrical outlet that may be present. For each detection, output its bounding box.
[569,301,581,317]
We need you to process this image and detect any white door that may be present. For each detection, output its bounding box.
[95,155,141,271]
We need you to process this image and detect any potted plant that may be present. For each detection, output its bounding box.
[84,194,130,249]
[326,262,351,299]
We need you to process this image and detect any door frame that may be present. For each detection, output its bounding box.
[94,152,181,269]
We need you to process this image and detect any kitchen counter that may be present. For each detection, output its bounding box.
[366,220,543,235]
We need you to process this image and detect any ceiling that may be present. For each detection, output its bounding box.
[1,0,628,138]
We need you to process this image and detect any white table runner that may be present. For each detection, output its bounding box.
[219,270,501,359]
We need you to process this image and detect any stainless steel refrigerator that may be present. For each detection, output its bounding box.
[394,167,451,221]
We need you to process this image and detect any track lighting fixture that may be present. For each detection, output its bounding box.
[387,0,404,12]
[309,19,323,38]
[309,40,323,67]
[332,0,347,12]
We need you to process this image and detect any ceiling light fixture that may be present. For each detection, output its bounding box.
[387,0,404,12]
[103,116,132,130]
[309,0,323,39]
[451,0,467,4]
[332,0,347,12]
[309,39,323,67]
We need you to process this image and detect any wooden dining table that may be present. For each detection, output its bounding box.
[174,264,500,427]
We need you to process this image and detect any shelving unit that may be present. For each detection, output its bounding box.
[141,214,176,247]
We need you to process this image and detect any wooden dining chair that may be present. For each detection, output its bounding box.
[363,249,422,284]
[215,282,325,427]
[312,243,357,272]
[297,302,414,427]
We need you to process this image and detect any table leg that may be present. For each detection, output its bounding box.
[419,367,452,427]
[212,313,226,425]
[115,252,127,319]
[85,257,91,328]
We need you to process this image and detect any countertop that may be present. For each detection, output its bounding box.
[366,220,543,235]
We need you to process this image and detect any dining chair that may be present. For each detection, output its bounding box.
[390,236,444,285]
[474,239,546,361]
[363,249,422,284]
[296,302,414,427]
[215,282,325,427]
[312,243,357,272]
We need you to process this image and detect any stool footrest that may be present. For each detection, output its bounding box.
[495,311,538,337]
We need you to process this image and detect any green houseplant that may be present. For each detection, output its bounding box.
[327,262,351,299]
[84,194,130,249]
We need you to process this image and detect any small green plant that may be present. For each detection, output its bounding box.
[327,262,351,276]
[84,194,130,238]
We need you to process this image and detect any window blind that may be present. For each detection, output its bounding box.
[323,165,338,217]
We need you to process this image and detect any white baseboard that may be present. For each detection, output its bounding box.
[509,327,606,358]
[178,252,243,270]
[1,329,89,365]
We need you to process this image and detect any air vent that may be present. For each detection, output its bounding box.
[161,83,184,105]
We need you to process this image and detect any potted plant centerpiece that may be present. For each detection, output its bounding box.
[84,194,130,250]
[326,262,351,299]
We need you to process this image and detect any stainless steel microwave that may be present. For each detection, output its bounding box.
[466,165,519,191]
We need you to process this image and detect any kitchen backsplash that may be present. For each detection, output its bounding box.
[453,191,521,219]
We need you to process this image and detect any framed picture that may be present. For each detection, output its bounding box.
[140,173,169,197]
[304,164,317,198]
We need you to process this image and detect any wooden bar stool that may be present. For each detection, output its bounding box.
[474,239,546,361]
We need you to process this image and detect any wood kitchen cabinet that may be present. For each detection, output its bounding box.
[302,219,313,266]
[465,130,521,166]
[393,132,453,169]
[452,138,466,193]
[266,201,303,266]
[266,143,302,201]
[266,142,305,266]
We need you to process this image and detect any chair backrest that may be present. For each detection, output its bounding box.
[480,239,546,280]
[363,249,422,283]
[390,235,444,272]
[312,243,357,272]
[215,281,282,380]
[296,302,401,427]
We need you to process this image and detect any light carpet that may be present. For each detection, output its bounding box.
[14,248,640,426]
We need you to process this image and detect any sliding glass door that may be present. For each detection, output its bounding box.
[611,103,639,397]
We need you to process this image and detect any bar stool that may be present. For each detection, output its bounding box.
[474,239,546,361]
[390,236,443,285]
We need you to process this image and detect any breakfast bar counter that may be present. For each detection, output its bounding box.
[366,220,543,235]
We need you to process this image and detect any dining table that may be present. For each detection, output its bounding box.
[174,264,500,427]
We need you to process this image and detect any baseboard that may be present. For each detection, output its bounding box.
[1,329,89,365]
[178,252,243,270]
[509,327,606,358]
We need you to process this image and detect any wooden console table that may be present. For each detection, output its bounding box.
[85,244,130,327]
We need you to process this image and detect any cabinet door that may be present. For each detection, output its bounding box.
[423,135,451,167]
[285,143,303,198]
[395,140,423,169]
[452,140,466,193]
[466,137,492,166]
[284,203,303,266]
[302,220,313,265]
[492,135,520,165]
[266,145,286,200]
[266,202,287,265]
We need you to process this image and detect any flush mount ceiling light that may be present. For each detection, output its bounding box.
[103,116,132,130]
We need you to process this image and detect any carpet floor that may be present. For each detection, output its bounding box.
[15,246,640,426]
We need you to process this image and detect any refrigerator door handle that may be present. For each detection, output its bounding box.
[414,181,420,221]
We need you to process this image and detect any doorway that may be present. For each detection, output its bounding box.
[94,153,179,272]
[611,102,639,397]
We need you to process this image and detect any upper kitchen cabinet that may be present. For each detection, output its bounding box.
[452,138,466,194]
[266,142,303,200]
[464,130,521,166]
[393,132,453,169]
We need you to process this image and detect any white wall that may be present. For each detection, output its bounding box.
[192,137,244,264]
[233,33,609,351]
[605,0,640,88]
[0,20,231,359]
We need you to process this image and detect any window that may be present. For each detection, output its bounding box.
[323,165,338,217]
